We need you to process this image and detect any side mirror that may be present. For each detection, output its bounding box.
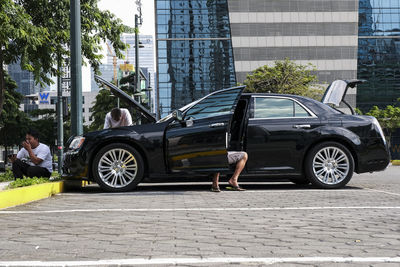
[172,110,183,121]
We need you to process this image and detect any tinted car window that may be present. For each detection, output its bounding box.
[184,88,242,120]
[254,97,311,118]
[294,102,311,117]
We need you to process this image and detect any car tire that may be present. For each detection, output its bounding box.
[305,142,354,189]
[92,143,144,192]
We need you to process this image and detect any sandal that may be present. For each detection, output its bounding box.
[225,185,246,191]
[226,181,246,191]
[210,186,221,192]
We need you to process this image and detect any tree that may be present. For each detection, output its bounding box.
[0,0,49,116]
[19,0,130,71]
[0,0,130,116]
[0,72,31,154]
[88,89,120,131]
[243,59,322,99]
[119,73,136,94]
[365,105,400,147]
[29,109,57,150]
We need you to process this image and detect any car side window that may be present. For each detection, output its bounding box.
[254,97,311,118]
[294,102,311,117]
[184,88,242,120]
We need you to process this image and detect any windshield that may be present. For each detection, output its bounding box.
[157,100,200,123]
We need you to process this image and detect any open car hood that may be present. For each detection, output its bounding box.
[94,75,156,123]
[321,79,365,107]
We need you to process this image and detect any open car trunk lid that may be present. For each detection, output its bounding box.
[321,79,365,107]
[321,79,365,114]
[94,75,156,123]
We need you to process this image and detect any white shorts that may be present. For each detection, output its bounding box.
[227,151,246,164]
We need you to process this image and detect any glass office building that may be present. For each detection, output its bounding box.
[156,0,236,117]
[357,0,400,112]
[155,0,359,117]
[7,62,39,96]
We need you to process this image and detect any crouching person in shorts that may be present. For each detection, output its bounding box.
[8,129,52,179]
[211,151,248,192]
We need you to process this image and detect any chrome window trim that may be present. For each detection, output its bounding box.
[251,95,318,119]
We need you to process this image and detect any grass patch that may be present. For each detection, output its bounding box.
[0,170,14,182]
[4,171,62,189]
[8,177,51,189]
[392,160,400,165]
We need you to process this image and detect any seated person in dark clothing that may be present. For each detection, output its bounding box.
[8,129,52,179]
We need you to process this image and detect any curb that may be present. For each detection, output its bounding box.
[0,180,91,210]
[0,181,64,210]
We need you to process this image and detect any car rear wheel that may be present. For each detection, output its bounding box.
[305,142,354,189]
[92,143,144,192]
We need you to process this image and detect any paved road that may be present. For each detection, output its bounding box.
[0,166,399,266]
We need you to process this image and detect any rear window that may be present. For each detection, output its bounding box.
[253,97,312,118]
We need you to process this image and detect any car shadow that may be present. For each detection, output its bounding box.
[66,182,363,195]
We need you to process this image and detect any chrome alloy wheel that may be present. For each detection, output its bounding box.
[312,146,350,185]
[98,148,138,188]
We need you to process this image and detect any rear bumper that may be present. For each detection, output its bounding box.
[357,141,390,173]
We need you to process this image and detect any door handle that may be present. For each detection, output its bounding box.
[293,124,311,129]
[209,122,226,128]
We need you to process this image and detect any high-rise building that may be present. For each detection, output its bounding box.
[155,0,360,117]
[156,0,237,117]
[7,62,40,95]
[357,0,400,112]
[8,60,71,95]
[229,0,359,84]
[22,91,98,126]
[91,34,155,109]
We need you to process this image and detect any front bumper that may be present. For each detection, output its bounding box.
[63,150,90,180]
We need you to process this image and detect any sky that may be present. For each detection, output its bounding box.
[98,0,155,36]
[81,0,155,91]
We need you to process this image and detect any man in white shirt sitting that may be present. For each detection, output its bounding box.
[8,129,53,179]
[104,108,133,129]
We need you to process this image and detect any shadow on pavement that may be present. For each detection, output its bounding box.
[65,181,363,195]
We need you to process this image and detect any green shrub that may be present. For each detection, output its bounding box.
[7,177,51,189]
[50,171,62,181]
[0,170,14,182]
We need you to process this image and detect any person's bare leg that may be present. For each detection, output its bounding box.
[212,173,220,188]
[228,153,248,187]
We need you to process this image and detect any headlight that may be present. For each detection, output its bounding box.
[372,117,386,145]
[69,136,85,150]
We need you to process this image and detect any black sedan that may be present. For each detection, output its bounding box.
[63,77,390,191]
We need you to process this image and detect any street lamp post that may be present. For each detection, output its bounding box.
[135,14,140,102]
[70,0,83,136]
[56,55,63,174]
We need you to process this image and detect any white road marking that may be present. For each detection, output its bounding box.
[1,257,400,266]
[366,188,400,197]
[1,206,400,214]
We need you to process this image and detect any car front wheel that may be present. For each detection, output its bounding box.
[92,143,144,192]
[305,142,354,189]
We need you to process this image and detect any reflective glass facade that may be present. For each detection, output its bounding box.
[8,62,40,95]
[357,0,400,112]
[156,0,236,117]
